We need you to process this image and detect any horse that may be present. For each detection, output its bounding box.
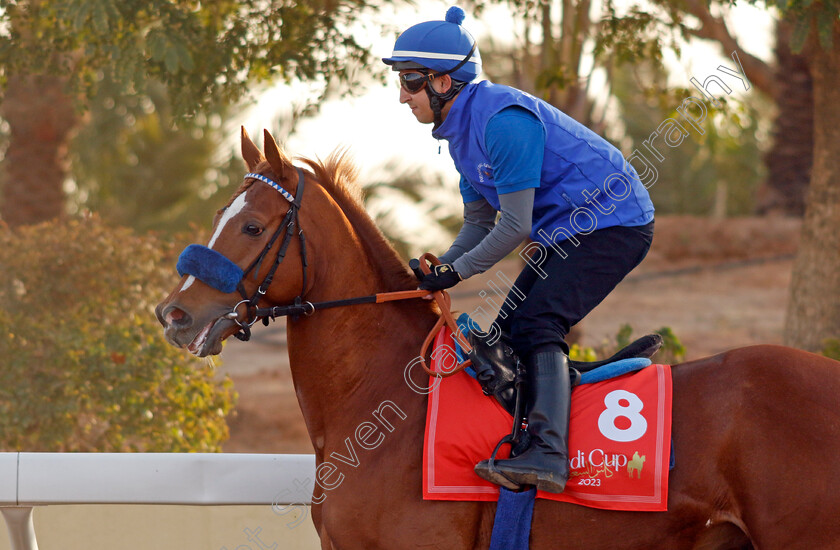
[156,128,840,549]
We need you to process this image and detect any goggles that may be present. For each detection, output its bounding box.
[399,71,437,94]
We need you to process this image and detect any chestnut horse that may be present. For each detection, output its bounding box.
[157,129,840,549]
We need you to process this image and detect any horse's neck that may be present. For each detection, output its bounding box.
[287,302,435,451]
[285,213,438,457]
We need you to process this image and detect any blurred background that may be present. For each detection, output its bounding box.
[0,0,838,547]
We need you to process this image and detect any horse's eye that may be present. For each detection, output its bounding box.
[243,223,264,237]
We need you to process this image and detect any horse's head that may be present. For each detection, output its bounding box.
[156,127,310,357]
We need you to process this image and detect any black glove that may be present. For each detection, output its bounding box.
[419,263,462,292]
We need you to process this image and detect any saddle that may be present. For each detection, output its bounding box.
[467,329,664,417]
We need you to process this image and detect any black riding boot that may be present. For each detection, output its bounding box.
[474,350,571,493]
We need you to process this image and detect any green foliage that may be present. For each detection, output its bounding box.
[467,0,768,218]
[615,323,634,349]
[0,215,236,451]
[782,0,840,53]
[0,0,383,115]
[610,61,769,215]
[67,78,245,233]
[653,326,687,364]
[822,338,840,361]
[595,4,675,67]
[569,343,598,362]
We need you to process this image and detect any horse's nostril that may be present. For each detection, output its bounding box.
[164,305,192,328]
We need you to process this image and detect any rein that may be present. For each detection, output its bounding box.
[244,253,474,379]
[183,169,472,377]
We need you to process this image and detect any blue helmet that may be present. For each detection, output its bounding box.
[382,6,481,83]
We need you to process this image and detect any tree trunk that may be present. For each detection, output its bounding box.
[784,26,840,352]
[0,74,78,227]
[757,19,814,216]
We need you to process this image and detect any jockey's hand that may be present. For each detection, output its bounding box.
[419,263,462,293]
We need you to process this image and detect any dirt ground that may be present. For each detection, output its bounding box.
[218,215,801,454]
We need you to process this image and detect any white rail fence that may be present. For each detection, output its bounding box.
[0,453,317,550]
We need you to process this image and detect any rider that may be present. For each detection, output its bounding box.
[383,7,655,493]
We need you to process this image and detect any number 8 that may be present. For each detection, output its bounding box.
[597,390,647,442]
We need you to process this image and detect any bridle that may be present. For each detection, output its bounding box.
[226,168,310,342]
[178,166,474,375]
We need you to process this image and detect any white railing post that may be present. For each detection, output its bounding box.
[1,507,39,550]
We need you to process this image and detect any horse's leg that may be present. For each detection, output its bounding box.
[321,474,493,550]
[317,532,335,550]
[311,502,335,550]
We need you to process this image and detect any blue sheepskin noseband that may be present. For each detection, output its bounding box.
[177,244,244,294]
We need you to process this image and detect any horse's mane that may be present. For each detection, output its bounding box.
[300,150,418,291]
[221,147,417,290]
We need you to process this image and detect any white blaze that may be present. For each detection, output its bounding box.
[182,275,196,291]
[209,193,248,249]
[179,192,248,294]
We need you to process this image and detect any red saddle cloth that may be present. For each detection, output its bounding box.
[423,327,673,512]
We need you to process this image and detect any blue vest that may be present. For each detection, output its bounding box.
[433,81,654,248]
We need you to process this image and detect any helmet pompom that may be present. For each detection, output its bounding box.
[445,6,466,25]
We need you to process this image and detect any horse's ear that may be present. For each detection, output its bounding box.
[263,129,291,181]
[241,126,264,171]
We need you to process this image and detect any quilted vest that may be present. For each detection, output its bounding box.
[433,81,654,248]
